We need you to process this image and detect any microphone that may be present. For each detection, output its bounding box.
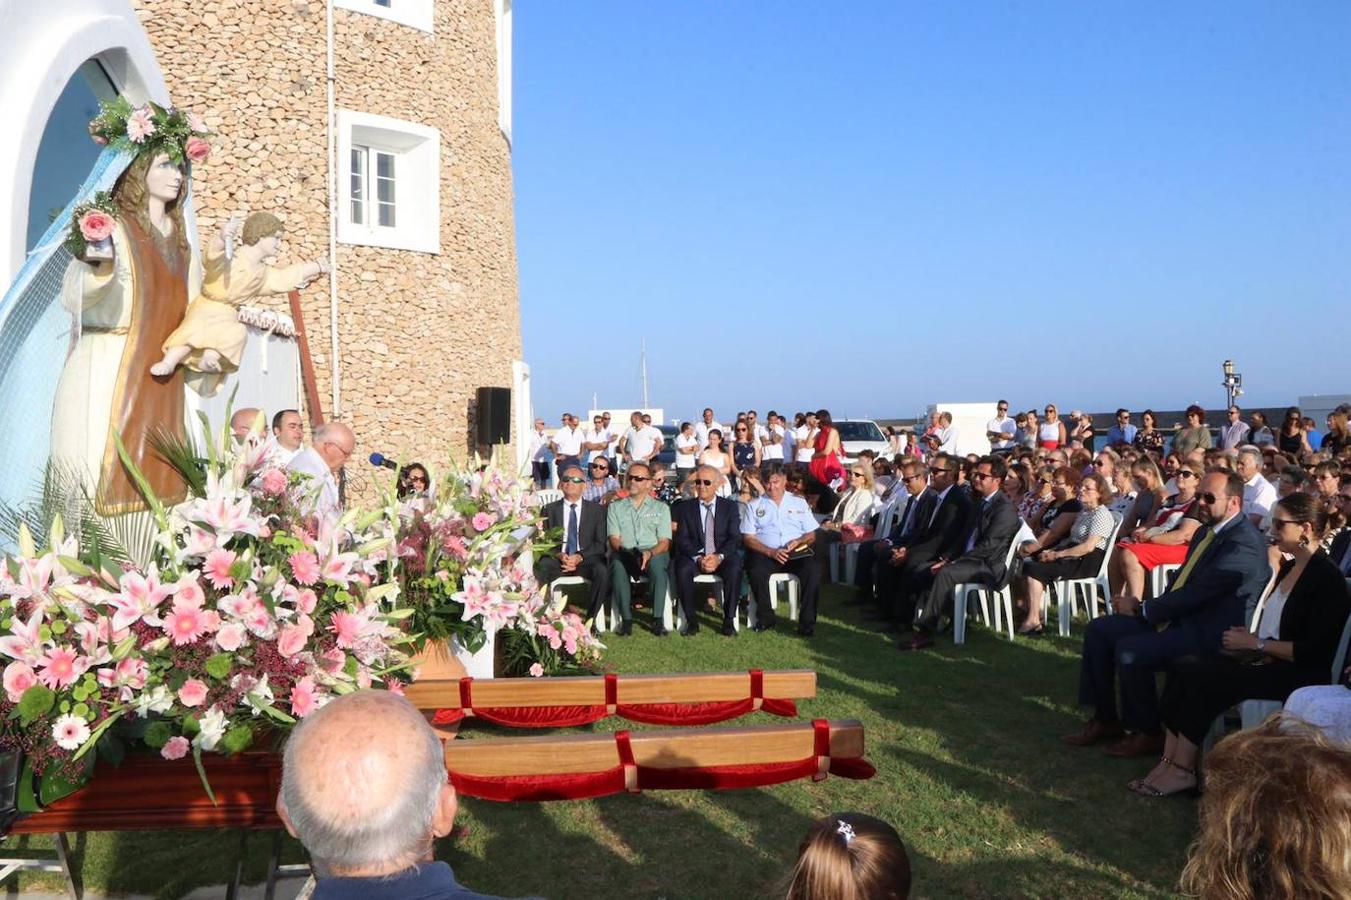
[369,452,398,470]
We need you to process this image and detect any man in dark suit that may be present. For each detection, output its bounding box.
[672,465,743,636]
[876,453,973,631]
[854,458,933,604]
[905,456,1021,651]
[1063,469,1271,757]
[534,464,610,620]
[1330,479,1351,577]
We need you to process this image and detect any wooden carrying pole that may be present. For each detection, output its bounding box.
[287,290,326,427]
[402,669,816,711]
[444,719,865,777]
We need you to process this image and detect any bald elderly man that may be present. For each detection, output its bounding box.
[230,407,264,444]
[287,421,354,518]
[278,691,496,898]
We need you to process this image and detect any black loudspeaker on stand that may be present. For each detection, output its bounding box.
[476,387,512,445]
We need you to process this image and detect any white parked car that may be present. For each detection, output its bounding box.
[834,419,891,463]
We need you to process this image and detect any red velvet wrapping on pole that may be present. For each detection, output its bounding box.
[447,718,876,802]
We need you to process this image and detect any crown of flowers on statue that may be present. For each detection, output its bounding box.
[87,97,211,167]
[64,99,212,257]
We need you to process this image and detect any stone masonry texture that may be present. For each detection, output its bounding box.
[130,0,521,501]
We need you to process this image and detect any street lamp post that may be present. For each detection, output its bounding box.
[1222,359,1243,409]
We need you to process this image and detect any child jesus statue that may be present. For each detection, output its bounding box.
[151,211,328,394]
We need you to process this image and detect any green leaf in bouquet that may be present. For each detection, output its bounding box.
[39,752,95,806]
[112,431,171,535]
[17,685,55,725]
[204,653,234,680]
[343,655,359,679]
[181,714,200,736]
[461,629,488,655]
[109,633,138,661]
[167,669,188,692]
[96,732,126,767]
[17,757,40,813]
[335,590,354,605]
[56,555,94,577]
[380,606,415,621]
[247,694,295,725]
[221,724,253,755]
[72,711,122,762]
[143,720,173,749]
[191,744,217,806]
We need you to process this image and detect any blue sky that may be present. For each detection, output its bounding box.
[514,2,1350,423]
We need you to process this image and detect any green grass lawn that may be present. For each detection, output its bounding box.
[3,585,1197,899]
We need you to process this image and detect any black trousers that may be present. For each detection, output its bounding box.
[853,539,887,593]
[531,460,552,488]
[673,554,744,628]
[876,553,938,624]
[1077,614,1204,733]
[746,551,821,628]
[1159,656,1316,745]
[916,558,1001,631]
[534,554,610,619]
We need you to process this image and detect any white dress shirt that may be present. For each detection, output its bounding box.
[694,420,725,451]
[528,429,552,462]
[795,425,815,462]
[551,426,585,457]
[624,425,664,461]
[1243,473,1278,527]
[762,424,786,460]
[286,447,340,519]
[986,416,1016,451]
[583,427,611,463]
[674,433,699,468]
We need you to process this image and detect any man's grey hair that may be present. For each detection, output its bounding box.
[1237,444,1264,467]
[280,692,446,874]
[313,422,346,445]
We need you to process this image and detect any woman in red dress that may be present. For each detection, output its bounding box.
[809,408,846,491]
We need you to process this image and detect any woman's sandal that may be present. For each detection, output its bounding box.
[1126,757,1172,794]
[1017,623,1044,636]
[1130,760,1199,798]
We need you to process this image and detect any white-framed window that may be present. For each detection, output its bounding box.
[337,110,440,254]
[495,0,513,146]
[334,0,433,33]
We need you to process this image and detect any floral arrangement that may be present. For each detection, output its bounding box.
[390,458,605,677]
[0,417,604,807]
[87,97,211,166]
[62,192,119,259]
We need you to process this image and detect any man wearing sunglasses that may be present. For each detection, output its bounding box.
[606,463,673,636]
[672,465,742,636]
[903,456,1021,651]
[874,454,973,632]
[855,460,933,606]
[1064,469,1270,758]
[535,465,610,622]
[582,458,620,505]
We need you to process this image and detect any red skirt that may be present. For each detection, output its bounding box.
[1118,540,1189,571]
[810,455,844,490]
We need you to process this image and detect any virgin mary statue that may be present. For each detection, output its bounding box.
[50,104,206,516]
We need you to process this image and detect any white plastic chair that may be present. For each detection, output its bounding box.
[1050,512,1124,637]
[953,530,1023,644]
[547,576,587,616]
[535,488,563,506]
[767,573,800,623]
[630,574,682,632]
[693,573,733,632]
[1149,563,1181,598]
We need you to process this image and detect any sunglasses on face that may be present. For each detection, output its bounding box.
[930,467,950,475]
[971,472,995,481]
[1199,492,1221,504]
[589,462,608,469]
[1176,470,1196,479]
[1092,460,1106,467]
[851,471,866,478]
[1270,518,1297,529]
[693,479,716,486]
[560,476,585,484]
[629,475,650,482]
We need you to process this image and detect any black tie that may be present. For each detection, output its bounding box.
[566,503,579,555]
[897,495,916,537]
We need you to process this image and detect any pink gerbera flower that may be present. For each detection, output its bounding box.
[328,610,366,649]
[289,551,320,586]
[37,646,88,689]
[161,736,191,760]
[162,596,213,646]
[126,107,155,143]
[290,676,319,718]
[203,549,237,590]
